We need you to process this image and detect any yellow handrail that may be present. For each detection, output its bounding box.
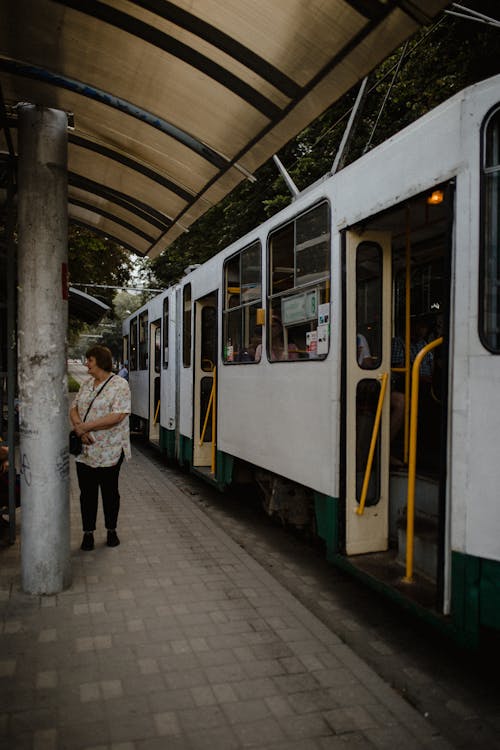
[356,372,389,516]
[153,399,160,425]
[199,379,215,446]
[199,366,217,475]
[404,337,443,582]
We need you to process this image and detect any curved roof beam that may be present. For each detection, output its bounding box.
[70,218,145,256]
[5,118,196,203]
[0,57,230,170]
[68,197,156,244]
[51,0,283,120]
[69,173,171,231]
[68,133,195,203]
[129,0,302,95]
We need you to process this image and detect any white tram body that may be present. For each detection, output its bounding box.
[124,75,500,647]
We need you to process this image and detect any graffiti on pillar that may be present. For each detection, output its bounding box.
[21,453,32,486]
[56,449,69,479]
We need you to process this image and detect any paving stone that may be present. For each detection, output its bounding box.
[0,444,469,750]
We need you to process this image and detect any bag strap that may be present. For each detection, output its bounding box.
[82,374,115,422]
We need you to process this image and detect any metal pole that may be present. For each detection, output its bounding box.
[272,155,299,198]
[17,104,72,594]
[6,158,16,543]
[331,77,368,175]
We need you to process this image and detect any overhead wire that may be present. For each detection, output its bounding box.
[209,12,450,235]
[157,11,457,269]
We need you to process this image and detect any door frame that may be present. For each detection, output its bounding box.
[344,230,392,555]
[148,319,161,443]
[192,291,218,469]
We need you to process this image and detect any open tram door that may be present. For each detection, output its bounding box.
[149,319,161,444]
[343,188,452,612]
[193,292,218,474]
[344,231,392,555]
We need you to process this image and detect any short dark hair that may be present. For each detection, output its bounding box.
[86,345,113,372]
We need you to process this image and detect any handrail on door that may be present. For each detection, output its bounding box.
[154,399,160,425]
[403,337,443,582]
[356,371,389,516]
[199,364,217,475]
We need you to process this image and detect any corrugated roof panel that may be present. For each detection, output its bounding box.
[0,0,449,257]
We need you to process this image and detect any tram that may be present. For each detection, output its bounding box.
[123,74,500,648]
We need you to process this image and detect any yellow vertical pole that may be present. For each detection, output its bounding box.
[404,338,443,582]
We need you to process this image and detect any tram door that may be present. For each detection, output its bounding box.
[149,320,161,444]
[193,292,218,469]
[345,231,392,554]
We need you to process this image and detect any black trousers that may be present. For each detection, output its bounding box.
[76,453,124,532]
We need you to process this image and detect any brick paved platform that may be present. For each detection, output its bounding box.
[0,445,453,749]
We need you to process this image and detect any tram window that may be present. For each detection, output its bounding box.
[139,311,148,370]
[154,325,161,374]
[162,297,169,368]
[122,335,129,371]
[223,241,262,363]
[201,307,217,372]
[271,224,294,295]
[183,284,192,368]
[129,317,138,370]
[356,242,382,369]
[268,202,331,361]
[296,207,330,287]
[481,106,500,353]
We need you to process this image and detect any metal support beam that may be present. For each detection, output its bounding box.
[17,104,71,594]
[272,154,299,198]
[330,77,368,175]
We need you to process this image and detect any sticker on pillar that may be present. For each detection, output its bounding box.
[62,263,68,300]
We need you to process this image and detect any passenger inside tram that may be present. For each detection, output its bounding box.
[390,313,444,473]
[255,314,299,361]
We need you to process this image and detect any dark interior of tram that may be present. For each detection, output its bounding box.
[350,183,453,612]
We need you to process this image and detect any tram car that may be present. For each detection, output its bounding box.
[123,74,500,648]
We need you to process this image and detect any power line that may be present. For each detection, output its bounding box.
[446,3,500,29]
[71,283,163,293]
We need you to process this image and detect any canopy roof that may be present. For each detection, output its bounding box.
[68,286,110,323]
[0,0,448,258]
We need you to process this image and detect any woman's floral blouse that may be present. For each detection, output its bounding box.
[74,375,131,468]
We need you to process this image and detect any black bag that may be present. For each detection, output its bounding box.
[69,430,82,456]
[69,375,114,457]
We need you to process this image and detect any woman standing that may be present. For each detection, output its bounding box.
[70,345,131,551]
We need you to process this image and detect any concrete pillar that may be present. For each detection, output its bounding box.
[17,105,71,594]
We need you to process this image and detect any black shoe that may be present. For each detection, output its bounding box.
[107,530,120,547]
[80,532,94,551]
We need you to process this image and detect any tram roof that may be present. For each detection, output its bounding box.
[0,1,448,258]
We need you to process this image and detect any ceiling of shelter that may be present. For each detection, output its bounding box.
[68,286,111,324]
[0,0,449,258]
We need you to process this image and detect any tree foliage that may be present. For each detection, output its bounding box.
[67,226,136,347]
[68,226,134,308]
[151,5,500,288]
